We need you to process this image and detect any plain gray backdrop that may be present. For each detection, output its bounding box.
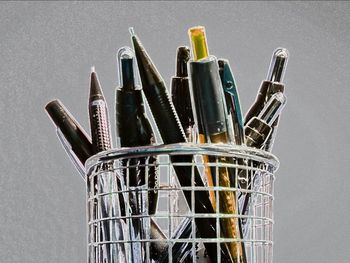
[1,1,349,262]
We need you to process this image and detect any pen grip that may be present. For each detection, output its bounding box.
[144,82,187,143]
[171,77,194,134]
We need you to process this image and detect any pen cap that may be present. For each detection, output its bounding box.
[258,92,287,126]
[244,80,285,125]
[267,48,289,83]
[188,26,209,61]
[117,46,140,90]
[189,56,229,139]
[244,117,272,148]
[45,99,93,164]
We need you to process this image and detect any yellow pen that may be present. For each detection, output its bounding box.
[188,26,246,263]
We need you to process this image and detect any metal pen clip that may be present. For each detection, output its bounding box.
[221,61,244,130]
[56,129,86,180]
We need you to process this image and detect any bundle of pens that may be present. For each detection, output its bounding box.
[45,26,288,263]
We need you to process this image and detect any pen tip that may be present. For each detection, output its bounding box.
[175,46,190,77]
[129,27,135,37]
[91,66,95,73]
[90,69,103,98]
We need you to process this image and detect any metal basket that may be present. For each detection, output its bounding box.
[85,143,279,263]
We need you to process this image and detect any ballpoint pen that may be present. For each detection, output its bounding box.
[188,27,217,208]
[218,59,244,145]
[189,26,246,263]
[45,99,94,173]
[88,68,128,262]
[89,67,113,154]
[244,48,289,152]
[115,46,160,261]
[130,27,233,263]
[116,46,158,215]
[245,92,287,147]
[240,92,287,232]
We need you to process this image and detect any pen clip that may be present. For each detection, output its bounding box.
[221,62,244,129]
[56,129,86,180]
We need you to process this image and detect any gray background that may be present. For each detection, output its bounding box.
[0,1,349,262]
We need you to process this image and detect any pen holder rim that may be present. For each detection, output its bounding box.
[85,143,279,172]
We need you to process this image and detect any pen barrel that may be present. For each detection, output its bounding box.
[190,57,246,261]
[143,82,187,144]
[116,88,159,213]
[244,81,284,125]
[171,77,194,139]
[189,56,230,142]
[68,129,93,165]
[116,89,153,146]
[89,99,112,153]
[245,118,272,148]
[45,100,94,164]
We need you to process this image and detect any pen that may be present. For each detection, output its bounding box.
[245,92,287,147]
[116,46,158,215]
[188,27,217,208]
[115,46,159,261]
[89,67,113,154]
[130,27,233,263]
[244,48,289,152]
[45,99,120,261]
[240,92,287,231]
[218,59,244,145]
[88,68,127,262]
[189,26,246,263]
[170,46,195,142]
[45,99,94,169]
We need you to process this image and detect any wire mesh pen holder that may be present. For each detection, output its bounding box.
[85,143,279,263]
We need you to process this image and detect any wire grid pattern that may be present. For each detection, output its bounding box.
[86,144,278,263]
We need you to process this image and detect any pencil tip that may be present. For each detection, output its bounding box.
[129,27,135,37]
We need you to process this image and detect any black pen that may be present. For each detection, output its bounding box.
[45,99,94,173]
[240,92,287,231]
[115,46,163,261]
[130,27,233,263]
[170,46,195,142]
[244,48,289,152]
[116,46,158,214]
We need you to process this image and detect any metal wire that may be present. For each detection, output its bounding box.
[86,143,278,263]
